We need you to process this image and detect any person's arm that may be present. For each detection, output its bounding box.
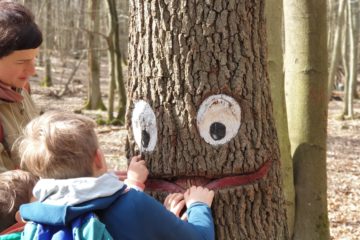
[135,188,215,240]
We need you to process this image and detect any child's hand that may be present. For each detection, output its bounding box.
[127,155,149,184]
[164,193,186,218]
[184,186,214,208]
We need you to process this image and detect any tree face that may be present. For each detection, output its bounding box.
[126,0,288,239]
[129,93,272,192]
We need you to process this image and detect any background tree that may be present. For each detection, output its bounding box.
[343,0,359,118]
[126,1,288,239]
[265,0,295,236]
[328,0,346,100]
[41,0,52,87]
[284,0,330,239]
[84,0,106,110]
[106,0,127,124]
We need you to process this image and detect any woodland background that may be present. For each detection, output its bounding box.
[11,0,360,239]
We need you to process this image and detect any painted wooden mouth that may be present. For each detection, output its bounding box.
[145,160,272,193]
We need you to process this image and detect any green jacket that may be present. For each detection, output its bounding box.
[0,90,39,172]
[0,232,21,240]
[22,213,113,240]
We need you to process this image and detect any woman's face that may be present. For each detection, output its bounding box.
[0,48,39,88]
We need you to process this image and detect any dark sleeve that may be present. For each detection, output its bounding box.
[135,191,215,240]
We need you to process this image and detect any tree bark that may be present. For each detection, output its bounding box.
[126,1,288,239]
[265,1,295,237]
[284,0,330,239]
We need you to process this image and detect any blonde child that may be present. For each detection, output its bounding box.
[18,111,215,240]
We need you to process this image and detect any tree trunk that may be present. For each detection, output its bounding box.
[346,0,359,118]
[111,1,126,123]
[73,0,86,54]
[105,0,127,124]
[107,37,116,121]
[42,0,52,87]
[84,0,106,110]
[342,4,350,117]
[126,1,288,239]
[283,0,330,239]
[106,0,116,122]
[328,0,346,100]
[119,0,129,65]
[351,1,359,100]
[265,1,295,237]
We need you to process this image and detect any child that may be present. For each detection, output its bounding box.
[0,170,38,239]
[18,111,215,240]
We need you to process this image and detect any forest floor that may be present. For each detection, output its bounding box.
[30,58,360,240]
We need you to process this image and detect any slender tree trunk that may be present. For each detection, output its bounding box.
[119,0,129,65]
[328,0,346,100]
[84,0,106,110]
[111,2,126,123]
[107,37,116,121]
[351,1,359,100]
[42,0,52,87]
[106,0,126,124]
[265,1,295,237]
[106,0,116,121]
[126,1,288,239]
[342,4,350,117]
[346,0,357,118]
[73,0,86,55]
[284,0,330,239]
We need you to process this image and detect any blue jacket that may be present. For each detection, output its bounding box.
[20,174,214,240]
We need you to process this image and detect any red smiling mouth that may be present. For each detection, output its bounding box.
[145,160,272,193]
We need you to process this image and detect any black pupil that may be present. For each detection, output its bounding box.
[210,122,226,141]
[141,130,150,148]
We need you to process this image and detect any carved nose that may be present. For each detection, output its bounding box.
[141,130,150,148]
[209,122,226,141]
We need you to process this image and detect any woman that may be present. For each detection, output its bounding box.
[0,1,42,172]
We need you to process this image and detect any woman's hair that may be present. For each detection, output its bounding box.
[0,170,38,232]
[18,111,99,179]
[0,1,42,58]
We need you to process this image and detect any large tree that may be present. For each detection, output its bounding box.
[126,1,288,239]
[284,0,330,239]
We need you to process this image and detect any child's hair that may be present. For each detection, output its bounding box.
[18,111,99,179]
[0,170,38,232]
[0,1,42,58]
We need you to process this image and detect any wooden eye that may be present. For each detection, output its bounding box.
[197,94,241,145]
[131,100,157,152]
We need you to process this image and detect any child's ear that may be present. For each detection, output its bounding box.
[15,211,25,223]
[93,149,107,176]
[94,149,104,169]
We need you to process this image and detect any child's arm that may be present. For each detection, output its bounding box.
[184,186,214,208]
[164,193,186,219]
[164,186,214,222]
[136,186,215,240]
[124,155,149,191]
